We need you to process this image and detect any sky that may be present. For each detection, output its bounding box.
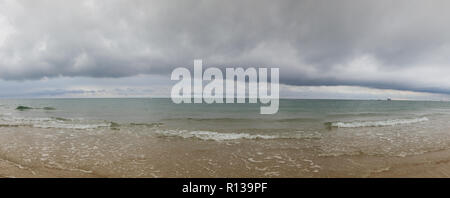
[1,0,450,100]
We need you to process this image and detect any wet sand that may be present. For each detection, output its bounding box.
[1,126,450,178]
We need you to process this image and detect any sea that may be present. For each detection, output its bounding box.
[0,98,450,177]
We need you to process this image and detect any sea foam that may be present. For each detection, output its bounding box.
[155,129,323,141]
[156,129,280,141]
[0,116,111,130]
[329,117,429,128]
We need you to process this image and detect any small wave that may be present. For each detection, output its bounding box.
[156,130,280,141]
[0,115,165,130]
[129,122,164,127]
[155,129,322,141]
[33,122,111,130]
[326,117,429,128]
[0,116,166,130]
[0,116,111,130]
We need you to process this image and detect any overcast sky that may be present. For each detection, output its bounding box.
[1,0,450,100]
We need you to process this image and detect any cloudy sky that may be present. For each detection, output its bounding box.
[1,0,450,100]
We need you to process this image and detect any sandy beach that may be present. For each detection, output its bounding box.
[1,124,449,178]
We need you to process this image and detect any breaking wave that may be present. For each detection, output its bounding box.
[0,116,111,130]
[156,130,279,141]
[32,122,111,130]
[155,129,322,141]
[327,117,429,128]
[0,115,167,130]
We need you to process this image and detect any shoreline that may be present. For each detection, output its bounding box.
[1,126,449,178]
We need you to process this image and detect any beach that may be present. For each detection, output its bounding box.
[0,98,450,177]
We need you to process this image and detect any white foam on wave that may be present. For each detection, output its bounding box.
[32,122,111,130]
[330,117,429,128]
[156,129,280,141]
[0,116,111,130]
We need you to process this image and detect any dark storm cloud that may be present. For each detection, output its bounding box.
[1,0,450,93]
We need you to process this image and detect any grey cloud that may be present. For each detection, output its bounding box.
[1,0,450,94]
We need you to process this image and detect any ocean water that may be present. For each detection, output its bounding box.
[1,98,450,177]
[0,98,447,137]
